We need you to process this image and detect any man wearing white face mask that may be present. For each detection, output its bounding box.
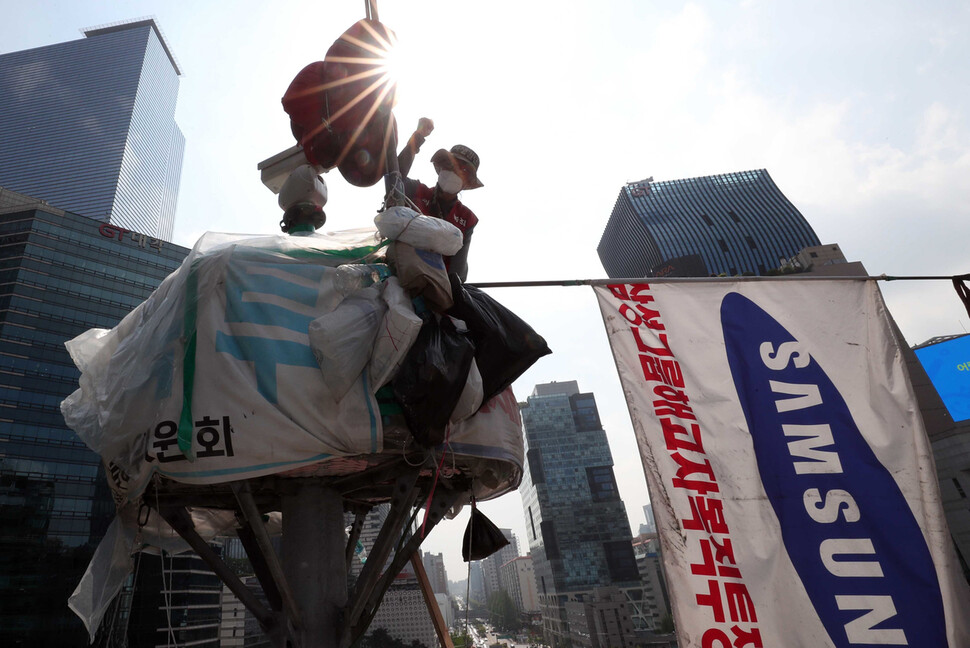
[397,118,483,282]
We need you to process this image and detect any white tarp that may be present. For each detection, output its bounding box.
[594,279,970,648]
[61,229,390,501]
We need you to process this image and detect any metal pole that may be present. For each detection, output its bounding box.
[468,272,970,289]
[282,480,347,648]
[382,114,405,207]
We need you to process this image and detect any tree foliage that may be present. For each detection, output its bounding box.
[486,591,520,632]
[451,631,473,648]
[363,627,429,648]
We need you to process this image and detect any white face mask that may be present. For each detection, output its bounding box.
[436,169,463,194]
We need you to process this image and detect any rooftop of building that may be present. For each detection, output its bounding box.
[625,169,771,195]
[914,332,969,349]
[531,380,580,398]
[0,186,65,216]
[500,555,533,569]
[83,17,182,75]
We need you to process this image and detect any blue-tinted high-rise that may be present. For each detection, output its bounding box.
[519,381,642,648]
[0,19,184,241]
[597,170,821,278]
[0,191,190,646]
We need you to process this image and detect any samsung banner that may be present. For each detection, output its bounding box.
[594,280,970,648]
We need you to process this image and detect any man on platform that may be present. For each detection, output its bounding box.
[397,118,483,282]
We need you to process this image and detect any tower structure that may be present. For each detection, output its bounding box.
[597,170,820,278]
[518,381,641,648]
[0,18,184,240]
[0,191,190,645]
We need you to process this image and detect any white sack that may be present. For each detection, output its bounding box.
[309,285,387,400]
[369,276,423,390]
[449,358,484,424]
[375,206,463,256]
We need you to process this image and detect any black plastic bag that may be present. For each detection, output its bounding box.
[391,314,475,447]
[462,506,510,562]
[446,274,552,403]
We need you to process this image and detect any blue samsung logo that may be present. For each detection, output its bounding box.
[720,293,946,647]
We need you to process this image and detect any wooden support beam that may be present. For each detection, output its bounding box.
[235,520,284,613]
[343,468,422,642]
[411,552,455,648]
[349,485,462,646]
[232,481,304,633]
[156,506,277,632]
[346,507,369,572]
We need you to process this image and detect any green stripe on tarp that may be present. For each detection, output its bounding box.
[178,264,199,459]
[172,239,390,459]
[279,240,389,260]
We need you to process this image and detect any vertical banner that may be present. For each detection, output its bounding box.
[594,279,970,648]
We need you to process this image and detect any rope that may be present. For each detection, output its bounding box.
[153,479,178,648]
[469,272,970,289]
[464,496,474,647]
[953,276,970,319]
[162,550,177,647]
[419,425,452,538]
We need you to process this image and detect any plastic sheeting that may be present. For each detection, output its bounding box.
[61,227,528,500]
[62,229,395,502]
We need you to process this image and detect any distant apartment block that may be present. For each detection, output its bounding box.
[367,575,439,648]
[564,587,636,648]
[482,528,519,600]
[500,555,539,614]
[423,552,450,595]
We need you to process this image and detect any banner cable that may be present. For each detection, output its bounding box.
[471,272,970,289]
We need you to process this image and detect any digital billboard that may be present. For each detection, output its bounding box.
[914,334,970,423]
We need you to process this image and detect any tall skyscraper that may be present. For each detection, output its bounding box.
[597,169,821,278]
[0,192,190,645]
[518,381,641,648]
[0,18,184,240]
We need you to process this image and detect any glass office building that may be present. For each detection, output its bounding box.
[597,169,821,278]
[519,381,641,648]
[0,197,189,646]
[0,19,184,241]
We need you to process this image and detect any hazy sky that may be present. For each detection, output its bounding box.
[5,1,970,580]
